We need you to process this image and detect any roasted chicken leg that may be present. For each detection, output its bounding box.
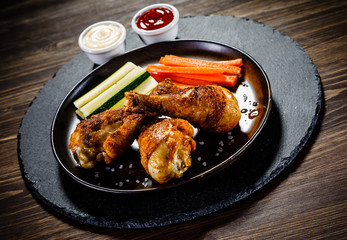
[125,85,241,133]
[69,80,180,168]
[68,108,125,168]
[138,118,196,184]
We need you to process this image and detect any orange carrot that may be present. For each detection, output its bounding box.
[217,58,243,66]
[150,72,238,87]
[166,73,238,87]
[172,82,197,89]
[159,55,242,74]
[148,72,169,82]
[150,72,214,85]
[146,65,225,74]
[159,55,243,66]
[170,73,233,81]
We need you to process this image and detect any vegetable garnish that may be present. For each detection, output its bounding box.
[146,65,225,74]
[147,55,242,87]
[73,62,158,119]
[150,72,238,87]
[159,55,243,67]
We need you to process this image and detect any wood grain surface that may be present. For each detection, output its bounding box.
[1,0,346,239]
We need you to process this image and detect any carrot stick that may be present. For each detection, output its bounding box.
[170,73,230,81]
[165,73,238,86]
[217,58,243,66]
[149,72,171,82]
[150,72,238,87]
[173,82,197,89]
[144,72,193,89]
[159,55,243,66]
[146,65,225,74]
[150,72,215,85]
[159,55,242,74]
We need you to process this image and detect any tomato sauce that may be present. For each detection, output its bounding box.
[136,7,174,30]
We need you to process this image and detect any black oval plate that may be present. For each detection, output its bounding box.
[51,40,271,193]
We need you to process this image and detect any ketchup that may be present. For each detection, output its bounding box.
[136,7,174,30]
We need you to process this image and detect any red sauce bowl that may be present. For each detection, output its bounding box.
[131,4,179,45]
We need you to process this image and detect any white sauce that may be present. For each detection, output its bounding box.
[82,24,122,50]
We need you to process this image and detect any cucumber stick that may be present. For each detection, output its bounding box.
[80,66,150,118]
[110,76,158,110]
[75,109,85,119]
[73,62,136,109]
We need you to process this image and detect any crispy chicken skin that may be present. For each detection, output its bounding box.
[147,78,180,96]
[68,108,125,168]
[102,79,180,162]
[138,118,196,184]
[125,85,241,133]
[102,112,145,163]
[69,80,180,168]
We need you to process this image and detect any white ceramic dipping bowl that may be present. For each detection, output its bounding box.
[131,3,179,45]
[78,21,126,65]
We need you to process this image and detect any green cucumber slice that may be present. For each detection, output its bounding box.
[80,66,150,118]
[110,76,158,110]
[75,109,85,119]
[73,62,136,109]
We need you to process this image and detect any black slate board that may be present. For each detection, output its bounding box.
[18,15,322,228]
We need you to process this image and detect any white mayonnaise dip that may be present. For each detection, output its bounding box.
[82,24,122,50]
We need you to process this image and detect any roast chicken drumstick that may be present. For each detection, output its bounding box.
[124,85,241,133]
[68,108,125,168]
[138,118,196,184]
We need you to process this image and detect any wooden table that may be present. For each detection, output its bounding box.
[1,0,346,239]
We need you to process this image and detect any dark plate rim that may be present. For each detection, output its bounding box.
[50,39,272,194]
